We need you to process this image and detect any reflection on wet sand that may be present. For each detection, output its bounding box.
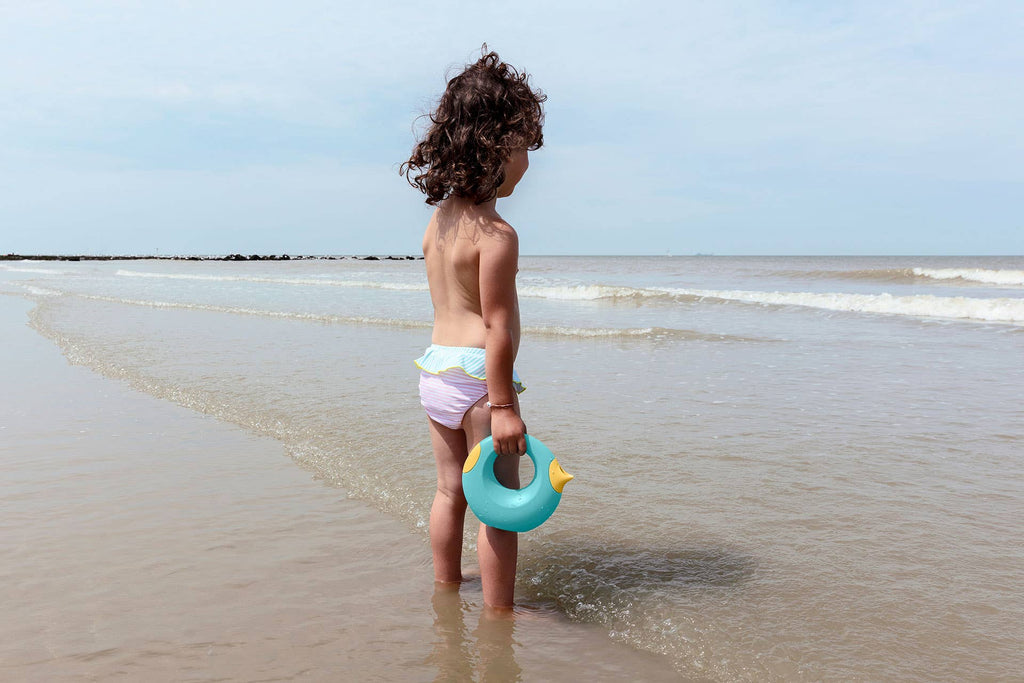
[429,583,522,682]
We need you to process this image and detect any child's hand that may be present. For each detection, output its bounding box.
[490,408,527,456]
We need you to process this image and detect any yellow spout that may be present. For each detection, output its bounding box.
[548,458,574,493]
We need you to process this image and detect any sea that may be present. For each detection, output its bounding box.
[1,254,1022,681]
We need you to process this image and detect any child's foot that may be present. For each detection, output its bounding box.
[496,602,562,622]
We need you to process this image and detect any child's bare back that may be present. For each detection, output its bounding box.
[423,196,522,353]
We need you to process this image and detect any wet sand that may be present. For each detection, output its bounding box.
[0,295,680,681]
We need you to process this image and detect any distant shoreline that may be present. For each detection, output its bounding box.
[2,254,422,262]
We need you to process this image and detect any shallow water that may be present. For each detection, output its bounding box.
[0,295,677,682]
[2,255,1022,680]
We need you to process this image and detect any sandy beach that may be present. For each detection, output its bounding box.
[0,294,678,681]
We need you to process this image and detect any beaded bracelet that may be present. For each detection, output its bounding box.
[486,401,515,409]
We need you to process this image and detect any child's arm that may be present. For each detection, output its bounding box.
[479,226,527,457]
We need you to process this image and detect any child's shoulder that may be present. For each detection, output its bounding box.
[477,215,518,256]
[475,214,519,269]
[479,213,518,243]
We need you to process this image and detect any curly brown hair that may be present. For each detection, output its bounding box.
[401,49,546,205]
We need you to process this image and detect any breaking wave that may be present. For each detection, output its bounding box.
[522,283,1024,324]
[23,278,1024,325]
[910,267,1024,286]
[768,267,1024,287]
[666,287,1024,324]
[113,267,1024,325]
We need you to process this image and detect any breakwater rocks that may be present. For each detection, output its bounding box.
[2,254,422,262]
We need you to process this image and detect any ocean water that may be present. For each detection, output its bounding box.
[2,255,1022,681]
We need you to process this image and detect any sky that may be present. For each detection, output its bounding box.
[1,1,1021,256]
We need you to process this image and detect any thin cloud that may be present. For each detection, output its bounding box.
[1,1,1021,254]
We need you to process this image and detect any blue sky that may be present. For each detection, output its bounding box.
[1,1,1021,255]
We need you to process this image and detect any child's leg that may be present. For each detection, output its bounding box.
[428,417,470,583]
[463,396,521,609]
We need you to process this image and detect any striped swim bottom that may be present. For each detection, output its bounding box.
[414,345,525,430]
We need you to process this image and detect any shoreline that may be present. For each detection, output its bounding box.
[0,293,681,681]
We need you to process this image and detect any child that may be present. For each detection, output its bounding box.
[401,49,545,609]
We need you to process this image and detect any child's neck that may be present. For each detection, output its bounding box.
[442,195,499,216]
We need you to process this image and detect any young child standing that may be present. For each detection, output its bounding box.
[401,50,545,609]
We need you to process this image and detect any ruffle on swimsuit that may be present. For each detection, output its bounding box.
[414,344,525,393]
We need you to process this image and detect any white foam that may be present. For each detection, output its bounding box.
[0,266,68,275]
[523,325,758,341]
[48,291,430,328]
[118,272,651,300]
[911,268,1024,286]
[521,283,1024,325]
[523,324,656,337]
[115,269,428,291]
[117,270,246,281]
[48,270,1024,326]
[519,284,677,301]
[19,284,63,297]
[38,290,744,340]
[660,287,1024,324]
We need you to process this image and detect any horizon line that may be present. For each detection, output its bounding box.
[4,253,1023,260]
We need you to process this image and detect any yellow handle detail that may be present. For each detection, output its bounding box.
[464,443,482,474]
[548,458,574,493]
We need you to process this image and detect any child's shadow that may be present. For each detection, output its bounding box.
[524,537,757,593]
